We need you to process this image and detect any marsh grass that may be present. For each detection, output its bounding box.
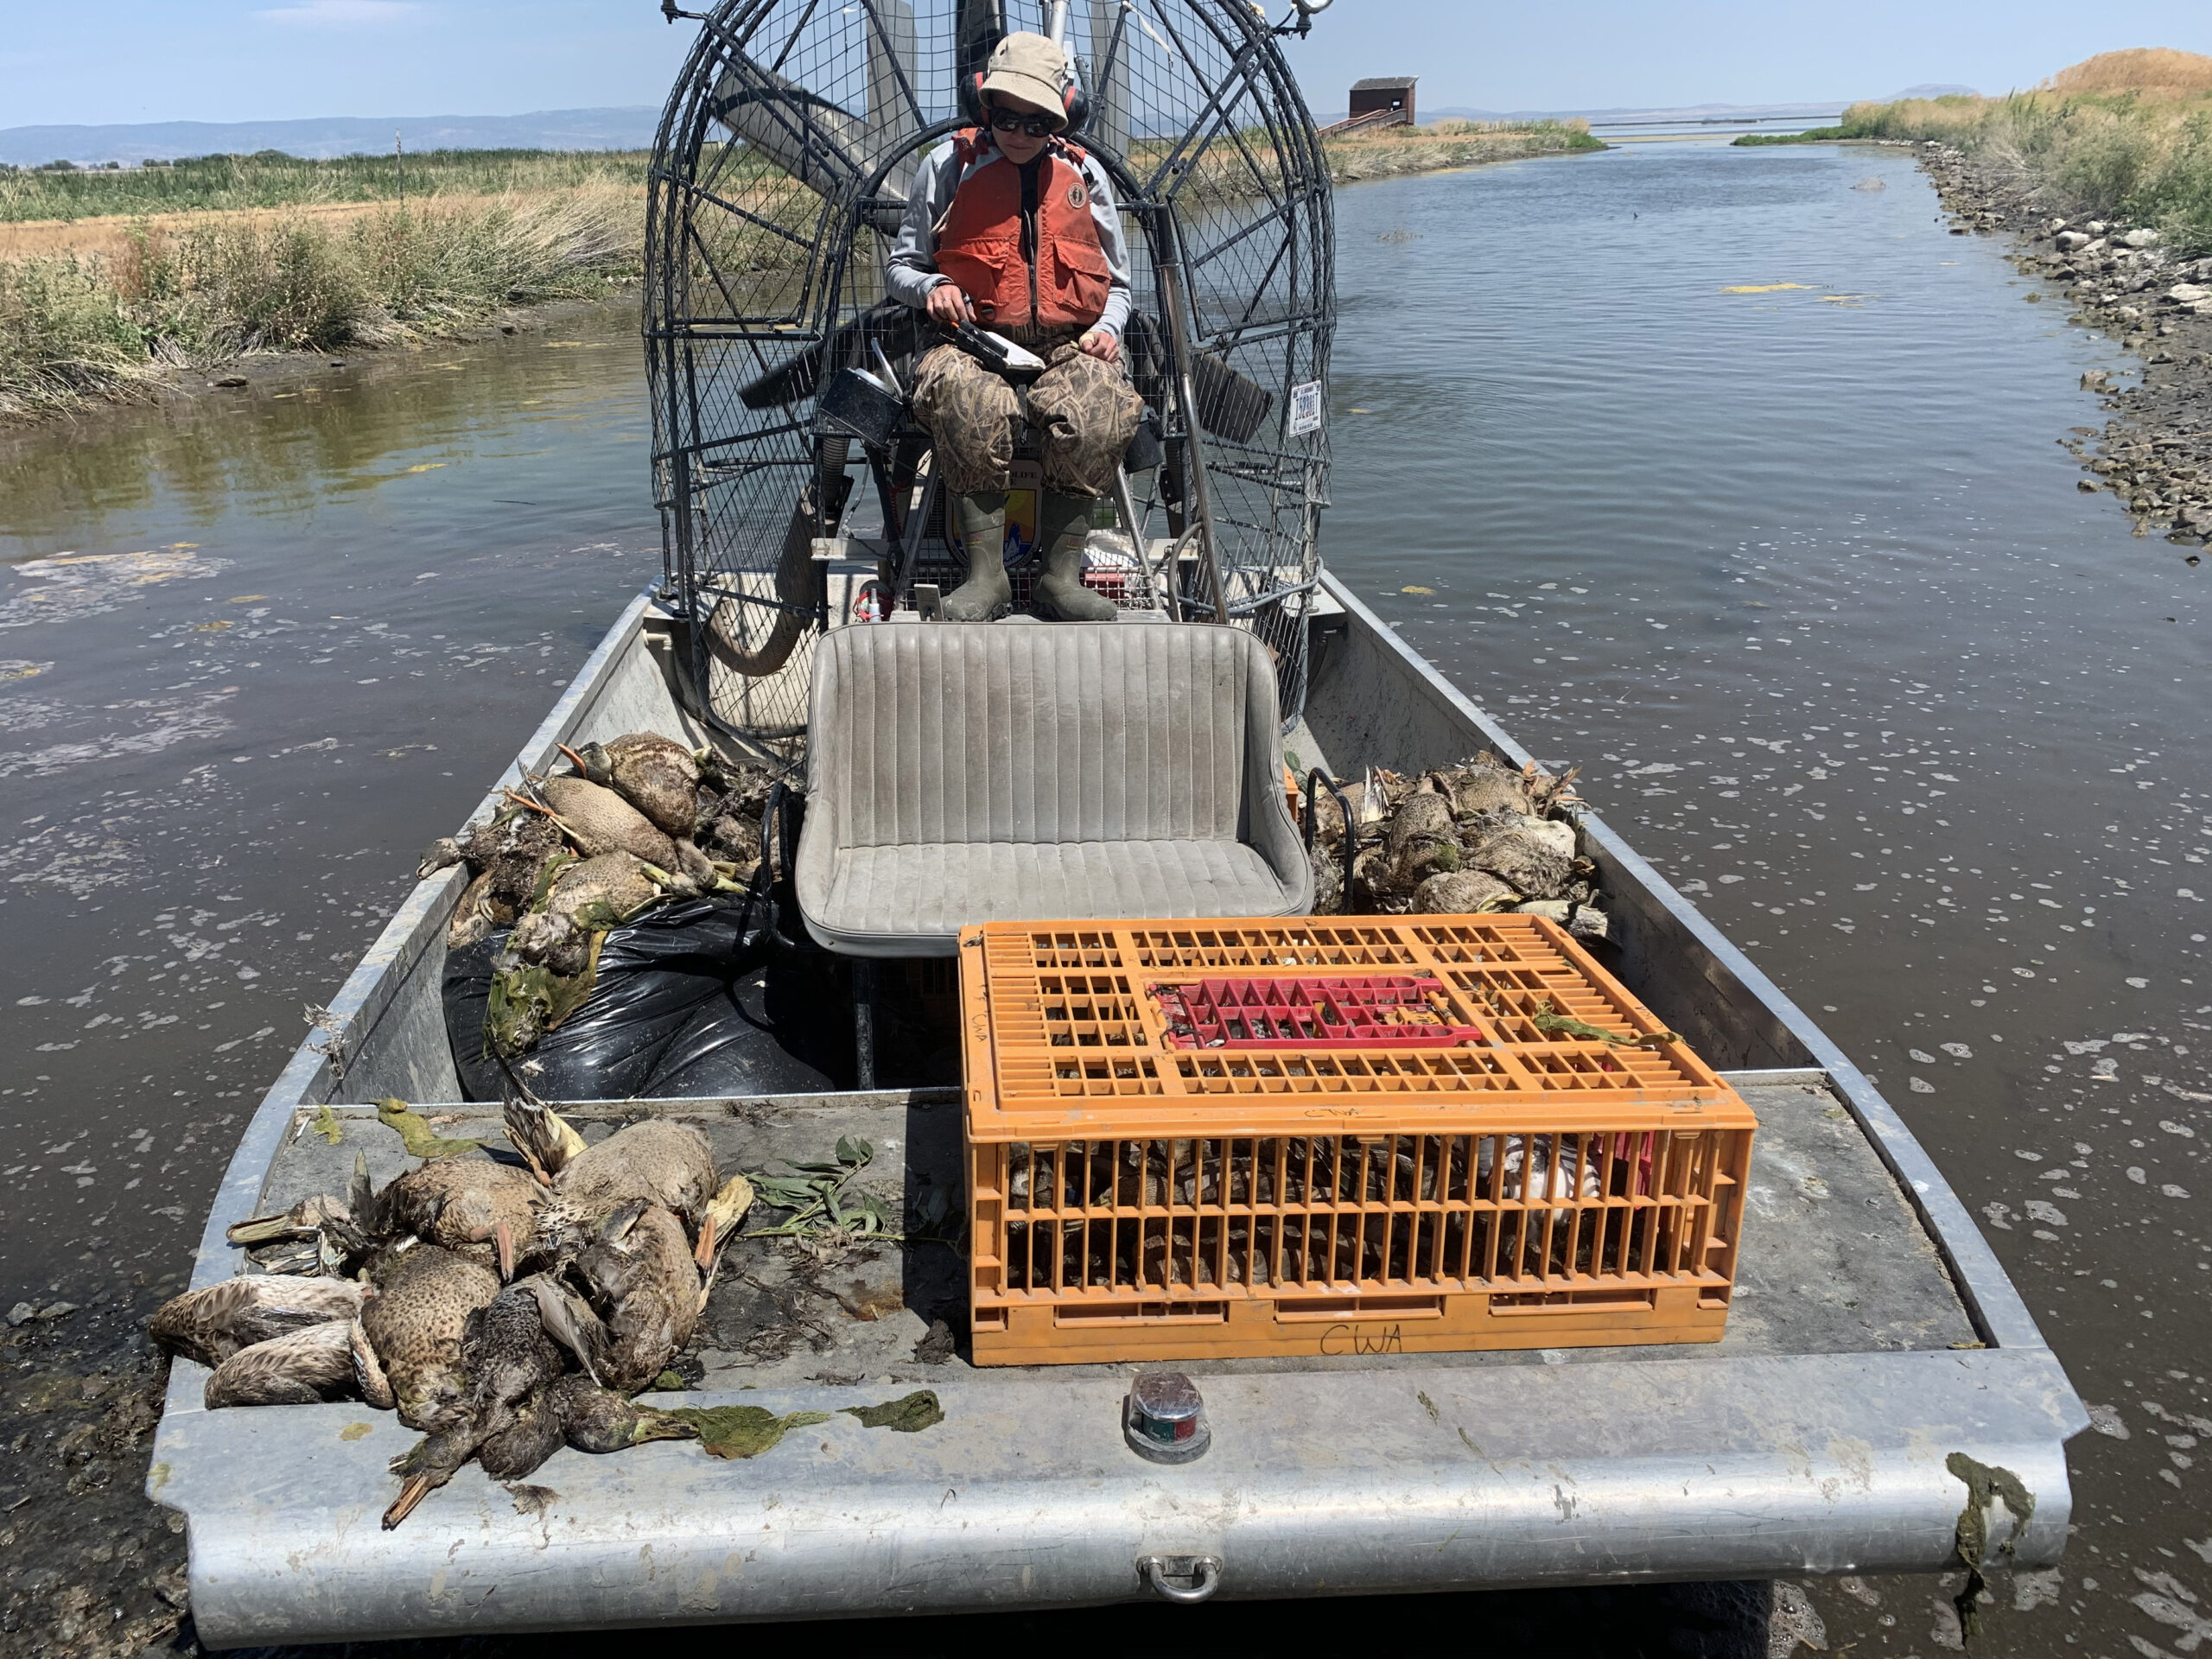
[0,149,653,223]
[1840,50,2212,253]
[0,188,641,419]
[2,116,1599,420]
[1324,118,1603,181]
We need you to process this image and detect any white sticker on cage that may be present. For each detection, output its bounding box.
[1286,380,1323,436]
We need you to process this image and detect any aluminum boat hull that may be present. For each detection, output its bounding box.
[147,578,2085,1646]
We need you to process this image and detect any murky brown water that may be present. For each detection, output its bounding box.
[1,139,2206,1655]
[0,319,658,1318]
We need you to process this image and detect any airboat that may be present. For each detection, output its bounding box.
[146,1,2085,1644]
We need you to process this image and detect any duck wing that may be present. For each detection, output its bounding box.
[150,1275,365,1369]
[204,1322,359,1408]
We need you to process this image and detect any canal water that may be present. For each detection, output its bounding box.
[0,138,2204,1653]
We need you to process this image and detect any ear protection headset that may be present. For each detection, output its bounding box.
[957,58,1090,138]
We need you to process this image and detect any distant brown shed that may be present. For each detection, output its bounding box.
[1348,75,1417,128]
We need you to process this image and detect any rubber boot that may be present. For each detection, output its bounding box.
[943,491,1013,621]
[1030,491,1117,621]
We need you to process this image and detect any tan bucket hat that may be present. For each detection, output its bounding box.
[979,32,1069,124]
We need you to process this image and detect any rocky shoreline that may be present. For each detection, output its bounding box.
[2,1287,195,1658]
[1915,140,2212,553]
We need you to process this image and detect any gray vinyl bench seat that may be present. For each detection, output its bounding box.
[795,620,1313,957]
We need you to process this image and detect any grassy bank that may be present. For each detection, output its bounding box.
[1,114,1599,422]
[0,188,639,419]
[1325,118,1603,182]
[1751,49,2212,252]
[1732,126,1852,146]
[0,148,652,223]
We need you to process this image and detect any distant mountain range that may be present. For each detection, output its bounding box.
[0,108,664,168]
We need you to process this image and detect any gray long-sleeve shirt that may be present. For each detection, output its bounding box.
[884,137,1133,340]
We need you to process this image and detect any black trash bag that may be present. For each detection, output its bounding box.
[442,895,776,1103]
[641,950,851,1097]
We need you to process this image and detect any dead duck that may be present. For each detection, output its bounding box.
[1431,753,1531,821]
[149,1274,366,1370]
[554,1119,720,1226]
[378,1158,543,1280]
[532,776,678,869]
[427,809,566,949]
[695,1173,754,1268]
[1385,785,1460,891]
[562,735,701,841]
[359,1242,503,1432]
[507,1108,722,1268]
[203,1320,371,1409]
[1414,869,1517,915]
[477,1372,700,1485]
[224,1197,374,1276]
[382,1279,567,1529]
[569,1200,704,1393]
[225,1152,379,1272]
[505,850,665,979]
[1465,817,1575,900]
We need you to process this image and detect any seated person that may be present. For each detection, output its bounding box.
[886,31,1143,621]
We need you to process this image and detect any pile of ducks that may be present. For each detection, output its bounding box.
[1308,752,1608,940]
[149,1099,753,1529]
[417,731,775,1058]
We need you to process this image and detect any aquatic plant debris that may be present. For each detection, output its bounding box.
[668,1404,833,1459]
[1530,996,1681,1049]
[839,1390,944,1433]
[746,1138,897,1241]
[373,1098,486,1160]
[1720,283,1811,293]
[1947,1451,2036,1639]
[312,1104,344,1146]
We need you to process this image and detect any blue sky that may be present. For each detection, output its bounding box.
[2,0,2209,129]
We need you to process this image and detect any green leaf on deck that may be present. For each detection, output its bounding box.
[838,1390,944,1433]
[667,1405,833,1459]
[373,1098,486,1160]
[312,1103,344,1146]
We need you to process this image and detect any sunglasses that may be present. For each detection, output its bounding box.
[989,107,1060,137]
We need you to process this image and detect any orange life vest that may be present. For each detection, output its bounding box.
[933,130,1111,332]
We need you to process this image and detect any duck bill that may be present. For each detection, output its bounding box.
[226,1211,305,1246]
[493,1221,517,1281]
[691,1216,719,1271]
[381,1474,437,1531]
[632,1410,702,1446]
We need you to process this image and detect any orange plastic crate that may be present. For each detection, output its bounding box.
[957,915,1756,1365]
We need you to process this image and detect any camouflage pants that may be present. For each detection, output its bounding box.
[911,334,1143,499]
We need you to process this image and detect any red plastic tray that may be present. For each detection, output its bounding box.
[1147,974,1488,1050]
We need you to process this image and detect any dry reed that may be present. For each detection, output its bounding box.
[1843,50,2212,252]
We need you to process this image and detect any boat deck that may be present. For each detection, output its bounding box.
[249,1071,1974,1390]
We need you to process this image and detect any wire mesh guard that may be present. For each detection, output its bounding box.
[957,918,1757,1363]
[645,0,1334,766]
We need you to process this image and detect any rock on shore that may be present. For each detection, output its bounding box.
[1912,141,2212,550]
